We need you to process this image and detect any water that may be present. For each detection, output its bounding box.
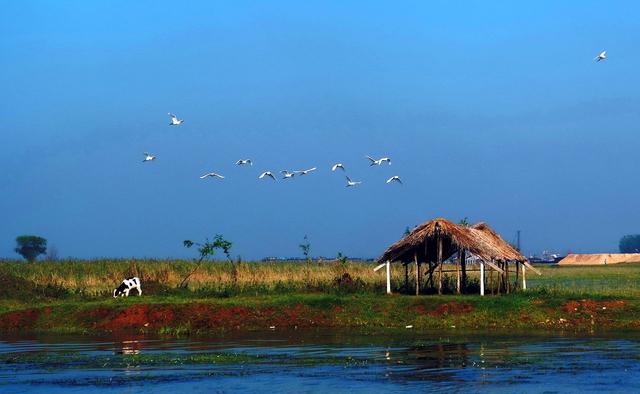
[1,330,640,393]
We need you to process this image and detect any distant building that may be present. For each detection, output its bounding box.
[557,253,640,266]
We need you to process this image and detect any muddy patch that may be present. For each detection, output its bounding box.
[413,302,473,317]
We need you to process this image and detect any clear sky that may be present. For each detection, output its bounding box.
[1,1,639,260]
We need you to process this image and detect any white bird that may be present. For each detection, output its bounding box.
[168,113,184,125]
[366,156,392,166]
[142,152,156,162]
[259,171,277,181]
[295,167,317,176]
[281,170,296,179]
[200,172,225,179]
[236,159,253,166]
[386,176,403,184]
[331,163,345,172]
[345,176,361,187]
[595,50,607,62]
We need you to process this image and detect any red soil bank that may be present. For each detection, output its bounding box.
[413,301,473,317]
[0,308,41,330]
[5,303,335,332]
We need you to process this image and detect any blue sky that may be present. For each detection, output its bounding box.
[1,1,639,259]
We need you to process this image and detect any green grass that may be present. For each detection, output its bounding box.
[528,264,640,297]
[1,260,640,333]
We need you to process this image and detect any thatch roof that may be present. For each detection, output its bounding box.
[378,218,526,264]
[558,253,640,266]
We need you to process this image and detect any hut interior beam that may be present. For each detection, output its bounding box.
[437,234,443,295]
[480,260,485,296]
[415,253,420,296]
[522,261,542,275]
[404,261,409,293]
[456,250,461,294]
[505,261,510,294]
[485,260,504,274]
[490,267,494,295]
[386,260,391,294]
[460,249,467,293]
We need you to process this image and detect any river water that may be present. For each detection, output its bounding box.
[1,330,639,393]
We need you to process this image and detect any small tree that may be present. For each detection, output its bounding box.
[180,234,234,288]
[180,238,217,288]
[299,235,311,262]
[459,217,470,227]
[336,252,349,273]
[299,235,312,287]
[213,234,233,262]
[15,235,47,262]
[620,235,640,253]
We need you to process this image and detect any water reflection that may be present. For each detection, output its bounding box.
[1,331,640,393]
[114,340,142,355]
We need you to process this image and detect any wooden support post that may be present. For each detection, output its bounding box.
[495,260,501,295]
[456,250,461,294]
[514,261,519,291]
[505,261,510,294]
[522,263,527,290]
[460,249,467,293]
[489,268,494,295]
[386,261,391,294]
[404,262,409,293]
[437,235,443,295]
[415,255,420,296]
[480,260,485,296]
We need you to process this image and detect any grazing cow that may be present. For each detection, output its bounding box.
[113,277,142,297]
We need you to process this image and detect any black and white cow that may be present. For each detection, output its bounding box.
[113,277,142,297]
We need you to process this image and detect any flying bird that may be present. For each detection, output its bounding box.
[142,153,156,162]
[595,50,607,62]
[295,167,317,176]
[345,176,361,187]
[366,156,392,166]
[281,170,296,179]
[259,171,277,181]
[168,113,184,125]
[236,159,253,166]
[200,172,225,179]
[331,163,345,172]
[386,175,403,184]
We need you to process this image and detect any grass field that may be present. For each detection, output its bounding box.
[1,259,639,333]
[1,259,638,297]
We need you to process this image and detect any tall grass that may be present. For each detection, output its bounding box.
[2,260,640,298]
[0,259,397,296]
[528,264,640,297]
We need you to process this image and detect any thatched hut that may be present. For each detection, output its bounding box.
[377,218,539,295]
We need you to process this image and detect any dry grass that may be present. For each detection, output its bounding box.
[3,259,640,299]
[0,259,399,296]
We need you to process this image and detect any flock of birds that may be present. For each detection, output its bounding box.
[143,51,610,188]
[142,113,403,187]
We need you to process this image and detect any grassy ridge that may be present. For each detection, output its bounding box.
[2,259,640,297]
[1,260,640,333]
[0,259,390,297]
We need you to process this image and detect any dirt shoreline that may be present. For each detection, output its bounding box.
[1,295,637,334]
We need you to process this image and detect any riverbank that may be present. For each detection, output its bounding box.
[1,292,638,334]
[2,260,640,334]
